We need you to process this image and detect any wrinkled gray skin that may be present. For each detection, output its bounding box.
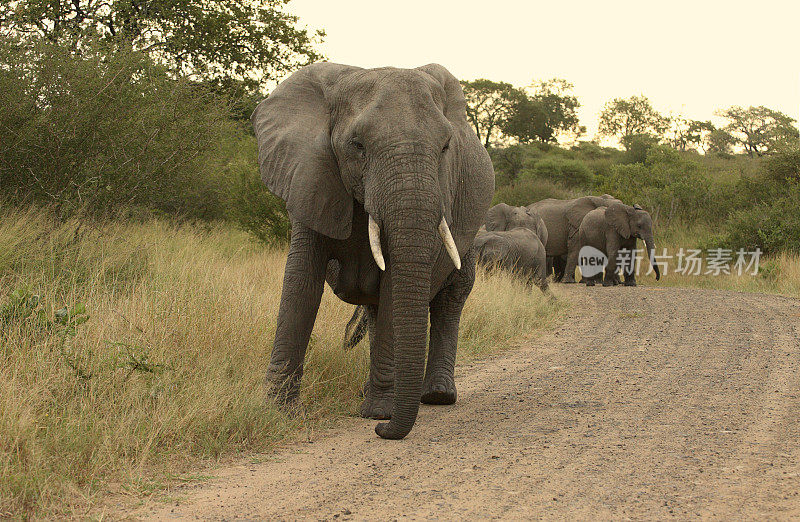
[578,203,661,286]
[252,63,494,440]
[474,227,548,291]
[484,202,548,248]
[528,195,621,283]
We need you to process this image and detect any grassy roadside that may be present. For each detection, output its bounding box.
[629,225,800,298]
[636,250,800,298]
[0,208,565,518]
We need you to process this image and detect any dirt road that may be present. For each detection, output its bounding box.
[136,286,800,520]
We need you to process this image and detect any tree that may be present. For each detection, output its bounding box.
[502,78,584,144]
[0,0,324,91]
[489,144,528,183]
[666,115,714,152]
[460,79,525,147]
[597,95,668,148]
[705,128,735,156]
[717,105,799,157]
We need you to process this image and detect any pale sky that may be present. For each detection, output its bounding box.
[288,0,799,142]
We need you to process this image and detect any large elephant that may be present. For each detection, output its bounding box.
[528,194,621,283]
[578,203,661,286]
[484,202,548,248]
[474,227,548,291]
[252,63,494,440]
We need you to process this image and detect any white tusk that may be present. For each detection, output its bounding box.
[368,214,386,271]
[438,217,461,270]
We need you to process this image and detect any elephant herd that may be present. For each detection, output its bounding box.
[475,195,661,289]
[251,62,661,439]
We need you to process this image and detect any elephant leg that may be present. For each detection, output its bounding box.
[562,236,580,283]
[603,248,619,286]
[361,283,395,419]
[553,255,566,282]
[422,248,477,405]
[623,262,637,286]
[266,225,329,405]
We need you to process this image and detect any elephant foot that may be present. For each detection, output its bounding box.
[264,367,301,407]
[360,383,393,419]
[624,280,637,287]
[562,278,577,284]
[586,280,595,287]
[421,374,457,405]
[602,280,614,287]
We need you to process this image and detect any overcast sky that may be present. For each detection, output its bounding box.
[287,0,799,141]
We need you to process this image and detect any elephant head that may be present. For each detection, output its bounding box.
[485,203,547,244]
[252,63,492,439]
[605,203,660,280]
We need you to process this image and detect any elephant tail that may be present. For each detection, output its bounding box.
[342,305,369,350]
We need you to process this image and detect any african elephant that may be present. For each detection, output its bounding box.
[484,202,548,248]
[578,203,661,286]
[528,194,621,283]
[474,227,548,291]
[251,63,494,440]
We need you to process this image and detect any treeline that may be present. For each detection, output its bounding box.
[461,79,798,156]
[464,77,799,254]
[1,0,798,254]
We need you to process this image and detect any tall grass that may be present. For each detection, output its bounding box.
[631,223,800,297]
[0,207,564,517]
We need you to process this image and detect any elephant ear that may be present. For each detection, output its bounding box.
[416,63,495,235]
[566,197,602,234]
[484,203,511,231]
[606,203,633,239]
[251,63,362,240]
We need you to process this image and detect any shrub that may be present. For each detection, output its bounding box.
[524,157,593,188]
[620,133,661,164]
[715,184,800,254]
[764,146,800,184]
[0,37,235,220]
[492,178,571,206]
[223,137,290,245]
[596,145,712,225]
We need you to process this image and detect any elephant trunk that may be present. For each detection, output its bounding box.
[644,236,660,281]
[376,228,434,439]
[367,158,442,440]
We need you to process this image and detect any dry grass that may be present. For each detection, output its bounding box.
[0,207,564,518]
[626,227,800,298]
[636,250,800,298]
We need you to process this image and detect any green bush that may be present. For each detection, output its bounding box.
[715,184,800,254]
[0,38,235,220]
[596,145,713,225]
[524,157,593,188]
[764,146,800,184]
[222,136,290,245]
[620,133,661,164]
[492,178,571,206]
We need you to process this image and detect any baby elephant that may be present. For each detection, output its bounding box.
[578,202,661,286]
[474,227,549,291]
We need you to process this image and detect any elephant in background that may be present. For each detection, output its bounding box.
[474,227,548,291]
[484,202,548,248]
[578,203,661,286]
[528,194,621,283]
[252,63,494,439]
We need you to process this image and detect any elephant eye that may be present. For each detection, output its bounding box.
[351,138,365,151]
[442,139,450,153]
